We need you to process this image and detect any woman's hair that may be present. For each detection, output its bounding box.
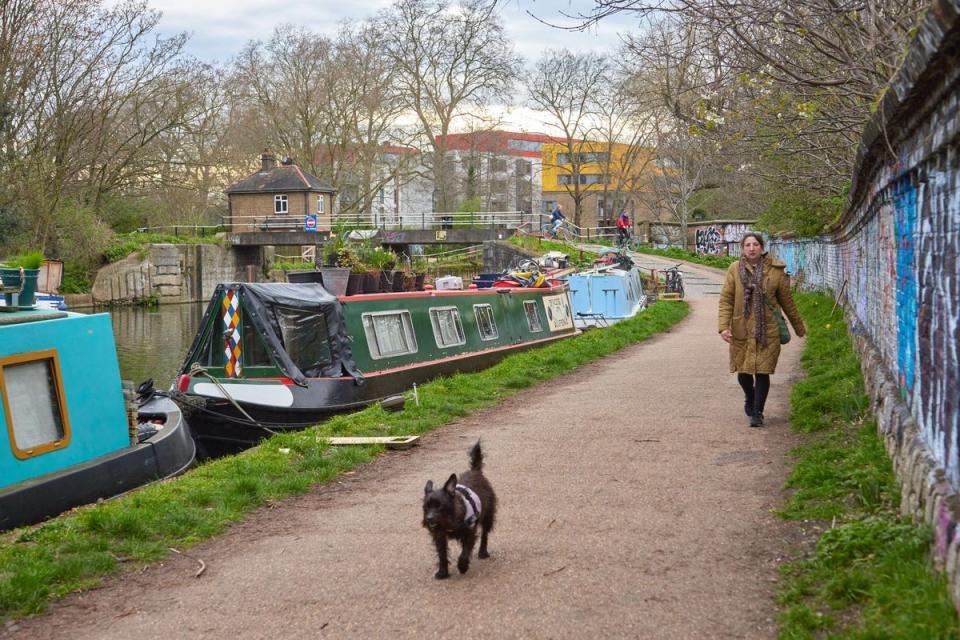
[740,232,765,249]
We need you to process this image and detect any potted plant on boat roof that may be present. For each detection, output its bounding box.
[1,250,44,309]
[337,247,367,295]
[367,246,398,293]
[411,255,428,291]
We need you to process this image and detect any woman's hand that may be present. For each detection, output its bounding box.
[719,328,732,343]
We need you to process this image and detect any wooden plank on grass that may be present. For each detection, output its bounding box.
[327,436,420,450]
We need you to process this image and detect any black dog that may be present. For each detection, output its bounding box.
[422,441,497,579]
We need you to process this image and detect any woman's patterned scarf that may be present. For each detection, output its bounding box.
[739,257,767,346]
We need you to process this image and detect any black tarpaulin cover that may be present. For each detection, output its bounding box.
[180,282,362,386]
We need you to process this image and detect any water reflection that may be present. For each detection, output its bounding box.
[90,303,206,389]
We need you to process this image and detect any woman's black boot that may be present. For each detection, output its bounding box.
[749,412,764,427]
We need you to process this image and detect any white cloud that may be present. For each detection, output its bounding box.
[145,0,638,63]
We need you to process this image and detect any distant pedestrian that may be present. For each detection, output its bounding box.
[717,233,805,427]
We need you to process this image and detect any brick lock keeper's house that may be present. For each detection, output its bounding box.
[226,151,336,232]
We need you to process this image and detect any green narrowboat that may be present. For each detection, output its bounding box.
[173,282,578,456]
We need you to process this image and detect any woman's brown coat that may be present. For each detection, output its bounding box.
[717,255,806,374]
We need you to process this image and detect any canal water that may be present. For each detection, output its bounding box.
[95,303,207,390]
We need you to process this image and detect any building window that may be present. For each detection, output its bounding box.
[429,307,466,348]
[2,350,70,459]
[507,139,541,152]
[275,194,288,214]
[556,152,610,165]
[473,304,498,341]
[558,173,607,186]
[362,311,418,359]
[317,195,324,214]
[523,300,543,332]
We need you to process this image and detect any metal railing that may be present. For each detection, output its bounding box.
[130,213,626,243]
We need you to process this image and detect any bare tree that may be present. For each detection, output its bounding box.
[232,25,332,178]
[527,49,610,226]
[592,72,659,223]
[584,0,925,198]
[320,22,414,216]
[380,0,521,212]
[2,0,196,252]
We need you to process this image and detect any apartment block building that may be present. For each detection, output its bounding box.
[541,141,661,231]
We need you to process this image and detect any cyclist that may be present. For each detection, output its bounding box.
[615,209,631,247]
[550,204,565,237]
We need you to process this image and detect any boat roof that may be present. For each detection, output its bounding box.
[181,283,361,385]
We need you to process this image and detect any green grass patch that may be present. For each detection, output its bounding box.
[776,292,959,638]
[104,232,225,263]
[0,300,688,620]
[633,245,737,270]
[507,235,597,269]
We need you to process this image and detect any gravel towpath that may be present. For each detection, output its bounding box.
[6,256,805,640]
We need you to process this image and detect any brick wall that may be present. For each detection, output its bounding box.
[229,192,332,232]
[767,0,960,606]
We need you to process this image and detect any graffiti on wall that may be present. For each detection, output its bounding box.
[768,146,960,488]
[695,226,723,254]
[693,223,753,255]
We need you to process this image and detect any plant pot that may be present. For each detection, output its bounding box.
[0,267,39,309]
[317,267,350,296]
[378,270,394,292]
[391,271,406,292]
[363,270,381,293]
[346,273,364,296]
[414,273,426,291]
[286,270,324,284]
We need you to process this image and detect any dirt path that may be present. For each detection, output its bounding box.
[6,257,805,640]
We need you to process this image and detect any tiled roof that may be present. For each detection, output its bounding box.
[226,164,336,194]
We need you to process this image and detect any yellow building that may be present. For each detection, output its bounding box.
[541,141,661,231]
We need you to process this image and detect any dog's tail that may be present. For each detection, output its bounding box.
[468,440,483,471]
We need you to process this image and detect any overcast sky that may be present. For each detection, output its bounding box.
[144,0,641,132]
[147,0,637,64]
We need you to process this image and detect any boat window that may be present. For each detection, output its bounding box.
[523,300,544,332]
[1,351,70,459]
[362,311,418,359]
[198,298,271,370]
[276,306,333,375]
[429,307,466,348]
[239,312,272,368]
[473,304,498,340]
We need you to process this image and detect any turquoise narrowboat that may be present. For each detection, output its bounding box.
[0,309,196,530]
[173,282,578,456]
[567,257,647,329]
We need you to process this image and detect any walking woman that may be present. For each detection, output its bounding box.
[718,233,806,427]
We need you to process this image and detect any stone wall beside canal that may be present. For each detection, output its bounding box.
[78,243,240,307]
[768,0,960,609]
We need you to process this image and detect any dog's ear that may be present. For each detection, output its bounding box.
[443,473,458,495]
[424,480,434,495]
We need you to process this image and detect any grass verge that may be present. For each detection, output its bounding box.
[634,245,737,270]
[0,300,688,621]
[507,235,597,269]
[777,292,958,638]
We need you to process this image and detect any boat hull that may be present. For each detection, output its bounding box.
[183,331,571,456]
[0,395,195,530]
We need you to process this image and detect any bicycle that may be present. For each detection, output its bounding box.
[542,221,574,243]
[660,263,685,299]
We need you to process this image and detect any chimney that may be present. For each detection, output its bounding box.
[260,150,276,172]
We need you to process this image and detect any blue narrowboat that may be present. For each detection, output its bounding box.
[567,258,648,329]
[0,308,195,530]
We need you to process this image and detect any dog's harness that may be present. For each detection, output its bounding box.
[455,485,481,528]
